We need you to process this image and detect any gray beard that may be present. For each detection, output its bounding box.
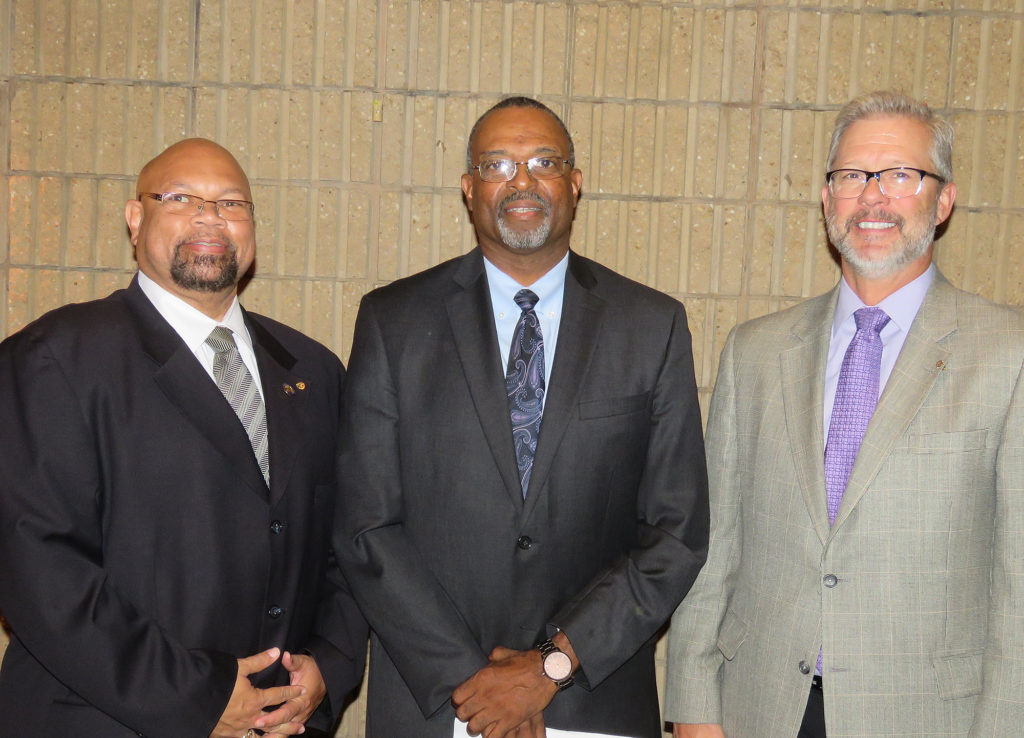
[170,242,239,293]
[826,207,935,280]
[497,192,552,250]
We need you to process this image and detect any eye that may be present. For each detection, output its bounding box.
[888,169,912,183]
[837,170,864,182]
[163,192,193,204]
[531,157,558,171]
[218,199,245,210]
[480,159,510,172]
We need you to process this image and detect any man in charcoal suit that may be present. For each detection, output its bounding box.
[335,96,710,738]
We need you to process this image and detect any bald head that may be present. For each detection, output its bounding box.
[136,138,252,200]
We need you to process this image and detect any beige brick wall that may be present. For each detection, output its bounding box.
[2,1,1023,734]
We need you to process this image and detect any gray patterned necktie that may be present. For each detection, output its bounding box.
[506,289,545,498]
[205,326,270,484]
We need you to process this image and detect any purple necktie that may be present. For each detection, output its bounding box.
[824,307,891,524]
[818,307,889,675]
[506,289,545,498]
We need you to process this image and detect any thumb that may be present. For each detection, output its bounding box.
[238,647,281,676]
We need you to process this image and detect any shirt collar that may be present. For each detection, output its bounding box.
[833,262,935,338]
[482,251,570,308]
[137,270,251,353]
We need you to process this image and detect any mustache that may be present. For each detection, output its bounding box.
[498,191,550,216]
[174,233,237,251]
[843,208,906,230]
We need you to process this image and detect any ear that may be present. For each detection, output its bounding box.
[461,172,474,211]
[821,183,831,212]
[934,181,957,225]
[569,168,583,204]
[125,199,143,246]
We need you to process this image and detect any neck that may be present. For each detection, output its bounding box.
[480,243,569,286]
[841,253,932,306]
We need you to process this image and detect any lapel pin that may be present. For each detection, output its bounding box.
[935,360,946,371]
[296,381,306,391]
[283,383,295,395]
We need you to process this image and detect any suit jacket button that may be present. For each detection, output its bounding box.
[798,660,811,675]
[823,574,838,588]
[270,520,286,534]
[268,605,284,619]
[516,536,532,550]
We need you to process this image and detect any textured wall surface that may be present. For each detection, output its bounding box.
[2,1,1024,734]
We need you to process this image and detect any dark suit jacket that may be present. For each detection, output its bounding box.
[0,276,366,737]
[335,249,709,737]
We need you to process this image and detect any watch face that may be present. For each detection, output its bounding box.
[543,650,572,681]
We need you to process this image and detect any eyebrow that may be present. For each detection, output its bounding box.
[163,182,249,198]
[478,146,562,159]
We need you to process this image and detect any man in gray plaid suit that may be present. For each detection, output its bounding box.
[664,90,1024,737]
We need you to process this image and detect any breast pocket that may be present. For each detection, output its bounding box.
[577,392,649,420]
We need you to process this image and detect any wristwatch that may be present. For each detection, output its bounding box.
[537,638,574,690]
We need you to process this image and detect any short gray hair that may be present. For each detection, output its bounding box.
[826,90,954,183]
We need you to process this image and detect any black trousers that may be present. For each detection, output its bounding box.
[797,682,826,738]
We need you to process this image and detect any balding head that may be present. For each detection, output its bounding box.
[126,138,256,319]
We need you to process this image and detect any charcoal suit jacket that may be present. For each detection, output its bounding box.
[335,248,709,737]
[0,276,366,737]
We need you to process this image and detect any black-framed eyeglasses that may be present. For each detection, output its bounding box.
[825,167,945,199]
[139,192,255,221]
[471,157,571,183]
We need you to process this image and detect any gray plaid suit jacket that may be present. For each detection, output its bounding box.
[664,271,1024,737]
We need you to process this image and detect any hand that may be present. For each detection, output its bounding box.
[673,724,726,738]
[256,652,327,736]
[210,648,307,737]
[510,711,545,738]
[452,646,556,738]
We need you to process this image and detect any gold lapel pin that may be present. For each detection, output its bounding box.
[283,383,295,395]
[296,381,306,391]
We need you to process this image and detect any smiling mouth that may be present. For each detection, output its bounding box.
[857,221,896,230]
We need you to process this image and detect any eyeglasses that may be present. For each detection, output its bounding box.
[471,157,571,183]
[139,192,255,221]
[825,167,944,199]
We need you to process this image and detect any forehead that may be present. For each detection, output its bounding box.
[833,115,934,168]
[471,106,569,157]
[142,145,251,197]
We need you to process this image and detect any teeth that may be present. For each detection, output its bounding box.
[857,221,895,230]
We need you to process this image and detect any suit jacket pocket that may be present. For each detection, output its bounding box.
[900,428,988,453]
[578,392,649,420]
[716,608,749,661]
[931,648,984,700]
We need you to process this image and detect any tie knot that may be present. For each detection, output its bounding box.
[854,307,890,334]
[205,326,237,354]
[514,289,539,312]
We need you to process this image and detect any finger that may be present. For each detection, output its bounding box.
[254,685,305,713]
[281,650,295,671]
[238,647,282,676]
[261,726,306,738]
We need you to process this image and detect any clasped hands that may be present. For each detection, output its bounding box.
[210,647,327,738]
[453,635,578,738]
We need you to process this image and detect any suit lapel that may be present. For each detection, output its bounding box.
[125,279,270,500]
[831,274,956,531]
[445,251,524,507]
[246,314,305,507]
[780,289,836,544]
[523,253,604,518]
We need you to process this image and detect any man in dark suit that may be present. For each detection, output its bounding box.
[0,139,366,737]
[335,96,710,738]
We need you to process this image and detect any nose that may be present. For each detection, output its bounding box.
[508,161,536,189]
[192,199,227,224]
[857,174,888,205]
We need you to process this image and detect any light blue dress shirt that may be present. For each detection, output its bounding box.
[483,251,569,381]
